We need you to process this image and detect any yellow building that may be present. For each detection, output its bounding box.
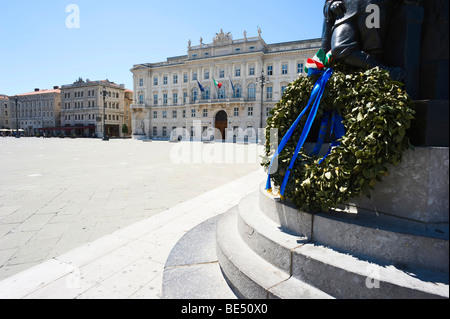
[0,95,11,132]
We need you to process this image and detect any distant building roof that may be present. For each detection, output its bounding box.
[61,79,126,90]
[16,89,61,97]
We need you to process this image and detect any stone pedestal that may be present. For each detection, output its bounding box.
[408,100,449,147]
[351,147,449,227]
[385,1,449,148]
[215,148,448,299]
[215,182,449,299]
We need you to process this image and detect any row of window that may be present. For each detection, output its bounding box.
[10,111,54,118]
[139,63,305,88]
[63,114,120,121]
[14,101,54,108]
[63,101,121,109]
[191,46,257,59]
[152,125,257,138]
[139,84,288,106]
[17,120,55,126]
[151,106,273,119]
[63,90,120,99]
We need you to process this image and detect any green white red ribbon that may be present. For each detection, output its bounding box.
[305,49,333,74]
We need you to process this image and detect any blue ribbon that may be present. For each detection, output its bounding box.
[265,68,337,196]
[318,112,345,165]
[311,111,346,164]
[310,112,331,157]
[308,67,324,77]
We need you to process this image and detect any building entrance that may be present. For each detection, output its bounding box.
[215,110,228,141]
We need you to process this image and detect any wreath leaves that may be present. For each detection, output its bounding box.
[263,66,415,213]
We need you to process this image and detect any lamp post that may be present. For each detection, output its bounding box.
[14,95,20,138]
[102,87,109,141]
[256,71,269,144]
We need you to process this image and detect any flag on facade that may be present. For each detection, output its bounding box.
[213,78,222,89]
[197,81,205,92]
[229,76,235,93]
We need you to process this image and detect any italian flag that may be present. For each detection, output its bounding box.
[213,78,222,89]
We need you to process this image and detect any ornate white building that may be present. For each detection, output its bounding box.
[130,30,321,141]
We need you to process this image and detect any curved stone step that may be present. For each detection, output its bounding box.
[162,215,238,299]
[292,243,449,299]
[216,208,334,299]
[258,183,449,274]
[237,191,306,274]
[258,183,312,238]
[233,190,449,298]
[312,211,449,274]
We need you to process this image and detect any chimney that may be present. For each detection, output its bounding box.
[34,88,40,92]
[53,86,59,89]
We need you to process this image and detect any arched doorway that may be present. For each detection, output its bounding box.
[215,110,228,141]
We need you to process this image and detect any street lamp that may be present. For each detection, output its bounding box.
[14,95,20,138]
[102,87,109,141]
[256,71,269,144]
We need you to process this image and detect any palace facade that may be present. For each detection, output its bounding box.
[130,29,321,141]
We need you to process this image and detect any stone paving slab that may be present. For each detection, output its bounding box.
[0,167,265,299]
[0,138,262,281]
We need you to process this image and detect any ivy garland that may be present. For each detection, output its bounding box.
[263,65,415,213]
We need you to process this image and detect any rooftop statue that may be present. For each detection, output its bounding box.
[213,29,233,44]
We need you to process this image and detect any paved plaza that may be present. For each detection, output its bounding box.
[0,137,264,289]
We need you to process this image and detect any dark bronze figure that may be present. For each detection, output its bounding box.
[322,0,405,81]
[320,0,448,146]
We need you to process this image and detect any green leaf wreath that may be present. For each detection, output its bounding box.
[262,65,415,213]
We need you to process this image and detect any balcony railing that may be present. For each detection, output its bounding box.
[190,97,253,104]
[131,96,259,109]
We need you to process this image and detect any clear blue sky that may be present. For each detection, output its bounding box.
[0,0,324,96]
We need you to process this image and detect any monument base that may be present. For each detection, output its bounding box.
[215,147,449,299]
[215,185,448,299]
[408,100,449,147]
[350,146,449,228]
